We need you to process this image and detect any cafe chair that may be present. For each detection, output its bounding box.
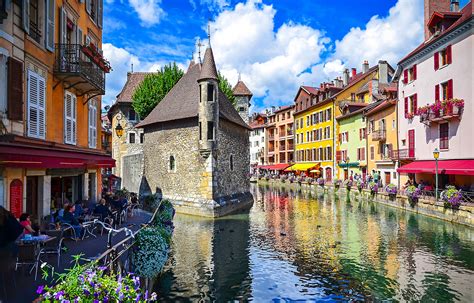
[15,243,40,281]
[38,230,64,268]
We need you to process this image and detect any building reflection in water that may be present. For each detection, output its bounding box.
[154,184,474,302]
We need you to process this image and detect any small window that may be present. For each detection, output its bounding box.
[239,107,245,112]
[230,155,234,171]
[440,123,449,150]
[129,109,136,121]
[129,133,135,144]
[370,146,375,160]
[199,122,202,140]
[441,82,449,101]
[169,155,176,171]
[140,133,144,144]
[440,48,448,66]
[207,121,214,140]
[351,93,356,101]
[207,84,214,102]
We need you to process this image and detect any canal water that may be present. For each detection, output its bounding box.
[154,184,474,302]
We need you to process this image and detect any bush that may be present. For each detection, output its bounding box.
[385,184,398,197]
[441,186,462,209]
[406,185,421,207]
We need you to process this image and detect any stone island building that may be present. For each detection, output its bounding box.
[137,47,253,217]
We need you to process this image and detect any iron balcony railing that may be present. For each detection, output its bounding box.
[391,148,415,160]
[372,129,386,141]
[54,43,106,94]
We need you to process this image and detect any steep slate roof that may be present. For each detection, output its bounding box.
[301,86,319,95]
[116,72,153,103]
[233,80,253,96]
[198,48,218,81]
[137,52,249,130]
[399,2,473,64]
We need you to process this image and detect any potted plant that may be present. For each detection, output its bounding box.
[368,181,378,197]
[406,185,421,207]
[333,179,342,190]
[305,177,313,185]
[280,175,288,183]
[356,180,365,193]
[441,186,462,210]
[343,179,353,191]
[317,177,325,187]
[385,183,398,200]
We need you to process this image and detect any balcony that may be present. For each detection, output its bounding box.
[54,44,109,95]
[372,129,386,141]
[287,144,294,151]
[419,101,463,125]
[391,149,415,160]
[268,135,275,141]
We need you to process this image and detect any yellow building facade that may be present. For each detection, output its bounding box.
[293,85,342,180]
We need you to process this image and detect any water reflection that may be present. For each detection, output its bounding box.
[154,184,474,302]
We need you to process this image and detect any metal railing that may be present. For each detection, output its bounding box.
[372,129,386,141]
[390,149,415,160]
[54,43,105,93]
[399,189,474,205]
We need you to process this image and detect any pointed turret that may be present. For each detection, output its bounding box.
[233,79,252,124]
[198,47,218,82]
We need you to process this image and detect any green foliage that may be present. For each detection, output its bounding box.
[115,187,130,199]
[218,72,236,107]
[38,255,157,302]
[132,63,184,119]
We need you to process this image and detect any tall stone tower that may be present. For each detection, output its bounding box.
[232,79,253,124]
[198,47,219,156]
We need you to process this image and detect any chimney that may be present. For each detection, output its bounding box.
[378,60,389,84]
[450,0,460,12]
[424,0,451,40]
[343,69,350,86]
[351,68,357,77]
[362,60,369,73]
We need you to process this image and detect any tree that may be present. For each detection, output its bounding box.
[132,62,184,119]
[218,72,236,107]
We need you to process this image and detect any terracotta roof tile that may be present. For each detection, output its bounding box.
[116,72,154,103]
[301,86,319,95]
[233,80,253,96]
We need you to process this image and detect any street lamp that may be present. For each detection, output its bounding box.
[433,148,440,202]
[115,123,124,138]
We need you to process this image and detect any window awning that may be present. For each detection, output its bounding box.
[258,164,290,171]
[397,160,474,176]
[338,162,360,168]
[285,163,320,172]
[0,143,115,169]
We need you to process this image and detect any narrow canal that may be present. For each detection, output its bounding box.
[154,184,474,302]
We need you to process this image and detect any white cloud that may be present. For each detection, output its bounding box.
[128,0,166,27]
[207,0,329,107]
[327,0,424,73]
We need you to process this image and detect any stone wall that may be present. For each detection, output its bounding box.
[121,153,143,193]
[143,118,205,200]
[215,119,250,200]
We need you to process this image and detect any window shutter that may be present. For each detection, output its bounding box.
[7,57,23,121]
[89,101,97,148]
[403,69,408,84]
[64,92,76,144]
[86,0,91,14]
[404,97,408,118]
[38,76,46,138]
[447,79,453,99]
[77,27,83,46]
[347,132,349,142]
[359,129,362,140]
[22,0,29,34]
[59,7,67,45]
[27,71,45,139]
[413,94,418,114]
[45,0,55,52]
[446,45,452,64]
[413,64,417,80]
[435,84,440,102]
[338,133,341,142]
[434,52,439,70]
[98,0,103,28]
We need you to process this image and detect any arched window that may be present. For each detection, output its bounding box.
[169,155,175,171]
[230,155,234,171]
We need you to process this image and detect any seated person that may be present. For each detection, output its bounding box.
[62,205,83,239]
[74,200,84,218]
[94,198,113,221]
[19,213,37,236]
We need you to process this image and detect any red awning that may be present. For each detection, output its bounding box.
[258,164,290,171]
[0,144,115,169]
[397,160,474,176]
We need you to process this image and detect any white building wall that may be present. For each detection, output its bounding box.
[398,31,473,161]
[249,127,265,166]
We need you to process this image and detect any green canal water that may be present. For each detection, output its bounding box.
[154,184,474,302]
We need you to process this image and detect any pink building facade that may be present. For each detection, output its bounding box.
[396,1,473,188]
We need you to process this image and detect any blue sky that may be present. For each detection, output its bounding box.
[102,0,469,112]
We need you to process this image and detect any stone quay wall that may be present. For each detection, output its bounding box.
[257,180,474,228]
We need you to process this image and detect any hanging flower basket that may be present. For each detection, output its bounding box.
[406,185,421,207]
[441,186,462,210]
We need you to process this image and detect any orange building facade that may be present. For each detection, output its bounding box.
[265,106,295,165]
[0,0,112,222]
